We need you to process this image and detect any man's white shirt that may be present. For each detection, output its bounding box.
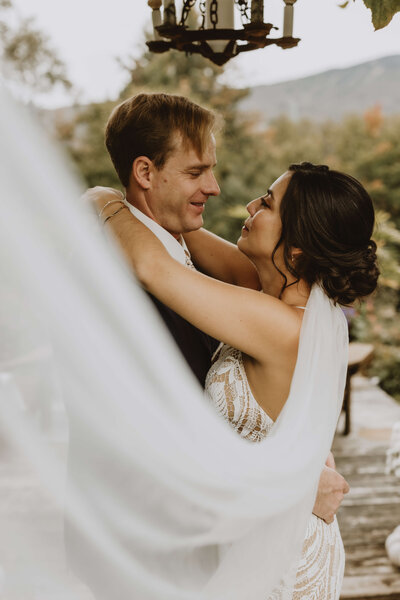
[126,204,192,267]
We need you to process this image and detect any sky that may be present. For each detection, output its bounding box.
[11,0,400,107]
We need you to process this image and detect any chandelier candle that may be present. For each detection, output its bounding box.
[148,0,163,40]
[163,0,176,26]
[251,0,264,23]
[283,0,297,37]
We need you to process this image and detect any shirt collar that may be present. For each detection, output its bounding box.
[125,204,189,266]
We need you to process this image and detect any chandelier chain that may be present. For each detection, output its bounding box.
[210,0,218,28]
[180,0,196,26]
[234,0,251,24]
[199,0,206,29]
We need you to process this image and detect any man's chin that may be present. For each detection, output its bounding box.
[183,217,204,233]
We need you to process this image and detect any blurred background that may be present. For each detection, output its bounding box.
[1,0,400,401]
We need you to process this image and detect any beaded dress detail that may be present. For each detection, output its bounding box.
[205,343,345,600]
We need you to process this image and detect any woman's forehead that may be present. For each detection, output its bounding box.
[270,171,292,200]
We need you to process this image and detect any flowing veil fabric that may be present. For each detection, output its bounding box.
[0,84,349,600]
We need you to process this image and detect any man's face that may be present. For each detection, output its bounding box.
[146,134,220,237]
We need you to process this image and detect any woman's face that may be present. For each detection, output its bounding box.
[237,171,292,263]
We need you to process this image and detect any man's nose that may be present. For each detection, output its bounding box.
[204,172,220,196]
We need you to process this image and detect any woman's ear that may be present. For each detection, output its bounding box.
[132,156,153,190]
[290,247,302,263]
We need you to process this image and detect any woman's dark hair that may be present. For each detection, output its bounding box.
[272,162,379,305]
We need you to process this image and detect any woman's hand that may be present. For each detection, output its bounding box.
[313,464,349,523]
[82,186,125,216]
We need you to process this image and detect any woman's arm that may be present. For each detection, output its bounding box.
[184,229,260,290]
[82,185,260,289]
[98,199,301,366]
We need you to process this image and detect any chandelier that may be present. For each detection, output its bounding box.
[147,0,299,66]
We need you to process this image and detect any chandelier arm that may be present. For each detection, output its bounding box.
[156,24,276,42]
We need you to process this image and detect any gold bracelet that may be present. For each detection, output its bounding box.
[102,204,128,225]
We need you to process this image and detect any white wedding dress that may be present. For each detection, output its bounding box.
[206,343,345,599]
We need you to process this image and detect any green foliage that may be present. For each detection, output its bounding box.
[368,343,400,401]
[341,0,400,30]
[120,46,224,105]
[362,0,400,29]
[374,211,400,290]
[0,0,71,99]
[58,101,121,190]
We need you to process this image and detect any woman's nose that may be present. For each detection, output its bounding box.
[246,198,258,215]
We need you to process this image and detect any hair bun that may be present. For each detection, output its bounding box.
[320,240,379,305]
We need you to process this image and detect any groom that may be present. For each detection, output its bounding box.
[104,92,222,387]
[92,91,349,522]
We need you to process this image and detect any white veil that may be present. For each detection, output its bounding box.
[0,84,349,600]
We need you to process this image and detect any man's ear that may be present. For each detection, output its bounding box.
[131,156,153,190]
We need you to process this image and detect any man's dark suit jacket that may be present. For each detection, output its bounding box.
[147,293,219,388]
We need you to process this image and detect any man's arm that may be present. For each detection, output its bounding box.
[313,454,350,524]
[184,229,260,289]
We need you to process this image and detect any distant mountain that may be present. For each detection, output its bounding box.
[240,55,400,122]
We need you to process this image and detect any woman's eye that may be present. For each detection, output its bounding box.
[261,197,269,208]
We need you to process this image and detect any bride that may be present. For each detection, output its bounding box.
[89,161,379,598]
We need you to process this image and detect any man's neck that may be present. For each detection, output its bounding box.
[125,189,180,240]
[125,189,152,219]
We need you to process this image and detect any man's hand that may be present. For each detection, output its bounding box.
[313,456,350,524]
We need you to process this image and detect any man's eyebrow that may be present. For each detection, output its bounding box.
[183,162,217,171]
